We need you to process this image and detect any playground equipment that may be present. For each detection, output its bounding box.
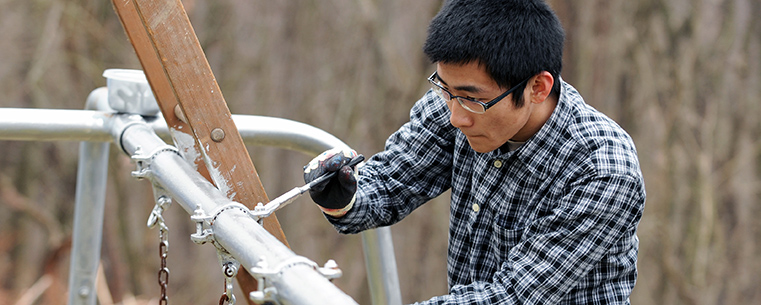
[0,78,402,305]
[2,0,404,303]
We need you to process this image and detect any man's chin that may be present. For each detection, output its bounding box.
[467,138,498,153]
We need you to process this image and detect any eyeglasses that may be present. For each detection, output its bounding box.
[427,71,530,114]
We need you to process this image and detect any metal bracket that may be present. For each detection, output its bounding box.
[248,258,281,305]
[248,256,343,304]
[131,145,182,180]
[190,205,214,245]
[218,251,240,305]
[190,202,255,245]
[182,184,346,304]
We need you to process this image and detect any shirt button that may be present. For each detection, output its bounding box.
[493,159,503,168]
[472,203,480,212]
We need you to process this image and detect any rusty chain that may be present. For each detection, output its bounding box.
[158,225,170,305]
[146,195,172,305]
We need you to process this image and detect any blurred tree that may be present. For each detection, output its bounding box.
[554,0,761,303]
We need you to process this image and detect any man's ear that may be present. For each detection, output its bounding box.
[527,71,554,104]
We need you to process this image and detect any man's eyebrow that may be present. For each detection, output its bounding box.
[453,85,484,94]
[436,74,484,94]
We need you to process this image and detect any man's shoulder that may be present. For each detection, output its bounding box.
[558,82,641,177]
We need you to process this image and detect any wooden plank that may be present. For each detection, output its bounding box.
[109,0,212,180]
[111,0,289,302]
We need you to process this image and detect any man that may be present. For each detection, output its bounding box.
[304,0,645,303]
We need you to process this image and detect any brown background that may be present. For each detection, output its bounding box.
[0,0,759,304]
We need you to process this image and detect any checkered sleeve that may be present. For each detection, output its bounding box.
[326,91,457,233]
[414,173,644,305]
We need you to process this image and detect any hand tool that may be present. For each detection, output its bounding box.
[253,155,365,216]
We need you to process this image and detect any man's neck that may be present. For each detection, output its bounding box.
[512,94,558,142]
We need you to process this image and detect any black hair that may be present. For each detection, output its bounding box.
[423,0,565,107]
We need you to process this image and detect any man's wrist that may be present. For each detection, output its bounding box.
[319,196,355,218]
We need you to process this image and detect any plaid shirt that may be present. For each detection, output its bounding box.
[328,81,645,304]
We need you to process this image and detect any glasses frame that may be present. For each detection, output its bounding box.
[427,71,530,114]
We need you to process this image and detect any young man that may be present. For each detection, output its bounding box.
[304,0,645,303]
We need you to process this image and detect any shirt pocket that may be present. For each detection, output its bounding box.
[491,219,525,261]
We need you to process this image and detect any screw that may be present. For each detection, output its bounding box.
[78,286,90,298]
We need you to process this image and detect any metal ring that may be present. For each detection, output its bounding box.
[219,294,229,305]
[146,145,182,161]
[209,202,251,226]
[273,256,318,275]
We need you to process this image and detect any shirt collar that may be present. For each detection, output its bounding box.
[503,80,577,179]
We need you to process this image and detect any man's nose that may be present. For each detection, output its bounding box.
[448,100,473,128]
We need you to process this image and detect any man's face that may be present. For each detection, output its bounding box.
[435,62,538,153]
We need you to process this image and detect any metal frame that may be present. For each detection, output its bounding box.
[0,87,402,305]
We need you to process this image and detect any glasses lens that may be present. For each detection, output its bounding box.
[456,98,486,114]
[431,85,450,101]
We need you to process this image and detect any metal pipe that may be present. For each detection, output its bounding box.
[0,106,402,305]
[363,229,403,305]
[0,109,113,143]
[67,88,111,305]
[147,114,348,155]
[0,109,344,152]
[154,115,402,305]
[118,120,358,304]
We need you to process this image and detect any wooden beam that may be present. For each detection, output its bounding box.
[110,0,212,180]
[111,0,288,303]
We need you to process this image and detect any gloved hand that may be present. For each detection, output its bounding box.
[303,148,360,216]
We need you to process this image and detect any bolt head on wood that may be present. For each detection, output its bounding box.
[173,104,187,123]
[211,128,226,142]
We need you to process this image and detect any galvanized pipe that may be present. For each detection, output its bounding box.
[67,88,111,305]
[0,104,402,305]
[118,120,358,304]
[0,108,114,142]
[363,228,403,305]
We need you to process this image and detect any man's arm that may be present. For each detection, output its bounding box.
[325,91,457,232]
[416,174,644,304]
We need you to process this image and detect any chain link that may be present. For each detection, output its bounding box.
[158,225,170,305]
[218,294,233,305]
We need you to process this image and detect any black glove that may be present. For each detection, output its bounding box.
[303,148,360,213]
